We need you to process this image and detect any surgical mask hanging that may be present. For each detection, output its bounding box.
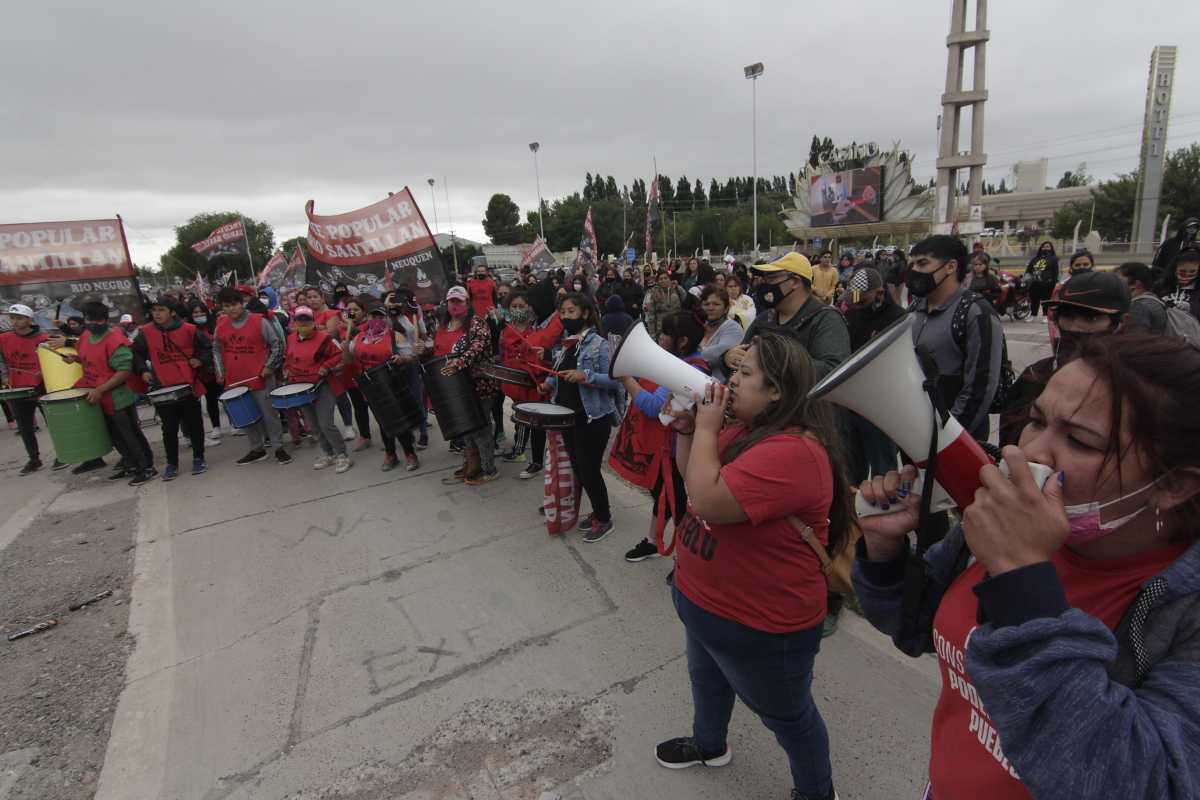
[1063,479,1158,544]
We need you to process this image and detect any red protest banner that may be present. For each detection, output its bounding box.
[0,219,132,285]
[256,250,287,289]
[304,189,451,305]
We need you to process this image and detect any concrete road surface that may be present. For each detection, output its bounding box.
[12,316,1050,800]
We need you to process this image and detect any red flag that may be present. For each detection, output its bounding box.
[644,176,659,260]
[519,237,555,271]
[573,207,597,275]
[256,250,287,288]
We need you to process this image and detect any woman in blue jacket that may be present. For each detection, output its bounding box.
[853,331,1200,799]
[540,293,624,543]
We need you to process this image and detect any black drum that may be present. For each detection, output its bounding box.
[422,356,487,441]
[355,363,423,439]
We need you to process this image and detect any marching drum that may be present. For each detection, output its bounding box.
[0,387,38,403]
[480,363,536,389]
[422,356,487,441]
[39,388,112,463]
[218,386,263,428]
[269,383,319,410]
[146,384,193,406]
[355,363,422,439]
[512,402,576,431]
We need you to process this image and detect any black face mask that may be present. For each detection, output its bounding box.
[86,322,109,336]
[561,317,585,335]
[754,278,794,309]
[905,265,951,298]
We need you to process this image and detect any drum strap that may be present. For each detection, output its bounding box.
[654,453,678,557]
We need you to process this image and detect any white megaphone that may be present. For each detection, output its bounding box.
[808,315,1051,518]
[609,321,715,423]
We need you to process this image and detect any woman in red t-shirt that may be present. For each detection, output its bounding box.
[853,332,1200,799]
[497,289,561,477]
[305,286,357,441]
[655,329,853,800]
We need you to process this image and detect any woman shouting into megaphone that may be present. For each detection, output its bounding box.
[853,332,1200,799]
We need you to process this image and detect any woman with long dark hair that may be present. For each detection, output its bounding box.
[655,330,852,800]
[539,292,623,541]
[696,285,743,382]
[1026,241,1059,317]
[188,301,225,445]
[854,331,1200,798]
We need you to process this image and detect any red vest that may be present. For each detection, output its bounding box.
[352,332,393,372]
[0,330,48,389]
[215,313,269,390]
[141,322,206,397]
[467,278,496,317]
[284,330,341,389]
[75,328,127,415]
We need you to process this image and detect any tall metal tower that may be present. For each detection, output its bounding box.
[1132,46,1178,249]
[933,0,989,236]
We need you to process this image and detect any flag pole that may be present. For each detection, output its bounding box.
[115,214,146,320]
[239,216,254,284]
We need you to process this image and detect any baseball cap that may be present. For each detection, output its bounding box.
[1044,271,1130,316]
[848,267,883,294]
[7,304,33,318]
[446,286,469,302]
[293,305,315,319]
[119,313,134,324]
[753,252,814,282]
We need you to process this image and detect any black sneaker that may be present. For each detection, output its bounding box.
[791,788,838,800]
[52,459,71,471]
[108,467,131,481]
[625,539,660,562]
[665,567,675,586]
[128,470,155,487]
[275,447,293,465]
[654,737,731,769]
[236,449,268,466]
[19,459,42,476]
[577,513,594,531]
[71,458,106,475]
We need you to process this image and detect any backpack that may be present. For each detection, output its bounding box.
[1137,294,1200,344]
[950,289,1014,414]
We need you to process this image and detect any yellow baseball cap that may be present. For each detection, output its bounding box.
[754,252,813,282]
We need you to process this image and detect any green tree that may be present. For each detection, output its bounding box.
[1056,162,1093,189]
[1162,143,1200,225]
[159,212,274,281]
[658,175,675,205]
[1050,173,1138,239]
[693,178,707,207]
[676,175,693,208]
[482,193,523,244]
[605,175,619,199]
[709,178,721,203]
[808,135,822,168]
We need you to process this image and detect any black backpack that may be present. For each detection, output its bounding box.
[950,289,1014,414]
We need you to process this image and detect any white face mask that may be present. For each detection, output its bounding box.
[1063,479,1158,544]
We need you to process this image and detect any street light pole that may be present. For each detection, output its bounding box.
[744,62,764,259]
[443,175,458,275]
[529,142,545,241]
[426,178,440,234]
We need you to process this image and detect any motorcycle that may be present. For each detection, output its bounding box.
[995,271,1032,321]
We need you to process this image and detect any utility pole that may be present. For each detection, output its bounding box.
[744,62,765,257]
[529,142,545,241]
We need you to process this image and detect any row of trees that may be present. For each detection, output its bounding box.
[1050,144,1200,240]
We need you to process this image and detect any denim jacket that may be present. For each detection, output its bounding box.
[548,328,625,424]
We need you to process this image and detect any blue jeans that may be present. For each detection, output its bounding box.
[673,586,832,796]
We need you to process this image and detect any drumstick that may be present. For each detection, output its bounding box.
[38,343,74,361]
[525,361,592,387]
[223,376,260,390]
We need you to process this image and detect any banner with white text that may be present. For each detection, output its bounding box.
[304,189,451,306]
[0,218,143,329]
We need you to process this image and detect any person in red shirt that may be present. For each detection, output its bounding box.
[133,294,212,479]
[0,303,50,474]
[853,331,1200,798]
[466,265,498,318]
[654,329,853,800]
[285,306,352,473]
[305,286,357,441]
[213,287,292,466]
[52,300,157,485]
[497,289,562,477]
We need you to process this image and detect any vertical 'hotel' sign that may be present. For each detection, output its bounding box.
[1133,46,1177,247]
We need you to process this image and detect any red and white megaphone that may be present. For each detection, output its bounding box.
[808,315,1051,517]
[609,321,715,422]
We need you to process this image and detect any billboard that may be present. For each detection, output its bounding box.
[808,167,883,227]
[304,189,452,306]
[0,218,143,330]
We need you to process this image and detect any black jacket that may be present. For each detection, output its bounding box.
[844,295,906,352]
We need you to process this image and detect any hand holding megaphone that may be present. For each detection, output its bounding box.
[608,321,717,424]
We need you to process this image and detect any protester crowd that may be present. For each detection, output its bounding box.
[3,226,1200,800]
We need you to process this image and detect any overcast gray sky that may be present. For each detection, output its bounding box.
[2,0,1198,267]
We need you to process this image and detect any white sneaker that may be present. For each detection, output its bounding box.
[232,427,247,437]
[341,425,355,441]
[334,455,352,474]
[206,428,222,446]
[313,455,334,470]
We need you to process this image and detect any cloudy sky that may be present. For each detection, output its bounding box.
[3,0,1198,267]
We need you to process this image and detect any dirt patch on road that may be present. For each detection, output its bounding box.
[0,496,137,800]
